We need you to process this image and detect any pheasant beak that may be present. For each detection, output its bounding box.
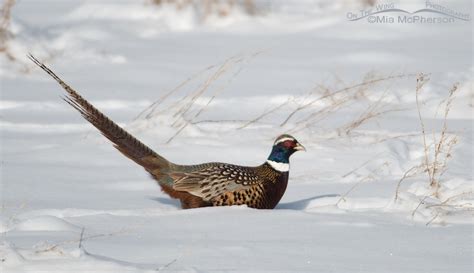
[294,142,306,152]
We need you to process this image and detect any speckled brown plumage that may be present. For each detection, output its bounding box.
[29,55,305,209]
[169,162,289,209]
[211,164,289,209]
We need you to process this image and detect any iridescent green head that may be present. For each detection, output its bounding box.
[266,134,305,172]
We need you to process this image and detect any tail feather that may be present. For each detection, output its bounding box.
[28,54,170,176]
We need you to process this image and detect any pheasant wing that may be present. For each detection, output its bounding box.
[171,164,261,201]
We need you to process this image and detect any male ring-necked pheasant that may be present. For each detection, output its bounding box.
[29,55,305,209]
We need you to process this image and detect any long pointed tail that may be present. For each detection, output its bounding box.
[28,54,171,176]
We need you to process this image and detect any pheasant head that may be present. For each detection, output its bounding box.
[266,134,305,172]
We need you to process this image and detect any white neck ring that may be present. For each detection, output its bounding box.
[266,160,290,172]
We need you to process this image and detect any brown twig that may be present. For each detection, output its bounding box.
[411,195,429,217]
[425,191,474,209]
[425,212,440,226]
[237,97,292,130]
[414,73,434,186]
[394,165,422,201]
[35,227,134,254]
[430,83,458,195]
[341,155,381,178]
[78,227,85,249]
[336,162,389,206]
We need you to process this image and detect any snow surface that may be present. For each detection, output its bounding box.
[1,0,473,272]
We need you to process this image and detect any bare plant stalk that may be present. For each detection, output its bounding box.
[414,79,458,198]
[398,80,462,220]
[341,155,381,178]
[35,227,134,254]
[156,258,178,272]
[176,55,245,121]
[193,50,270,129]
[172,57,235,120]
[237,97,292,130]
[133,51,262,143]
[166,122,188,144]
[373,133,421,144]
[345,108,407,135]
[411,195,429,217]
[394,165,421,201]
[134,63,217,121]
[293,87,353,127]
[425,211,440,226]
[414,73,433,187]
[166,57,236,130]
[192,84,225,119]
[193,62,247,119]
[425,191,474,209]
[78,227,85,249]
[166,53,259,141]
[336,162,389,206]
[190,119,247,125]
[0,0,14,31]
[280,73,415,127]
[437,135,458,181]
[151,0,258,22]
[430,83,458,195]
[289,95,354,134]
[0,0,16,59]
[336,176,374,206]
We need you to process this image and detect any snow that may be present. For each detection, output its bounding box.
[1,0,473,272]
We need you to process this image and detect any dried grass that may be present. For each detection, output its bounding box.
[396,76,459,201]
[336,161,390,206]
[415,74,459,196]
[280,73,414,128]
[165,56,241,143]
[391,75,464,225]
[339,85,407,136]
[237,97,293,130]
[150,0,257,19]
[133,64,218,121]
[283,73,415,138]
[161,70,415,142]
[394,165,422,201]
[34,226,133,254]
[0,0,16,60]
[132,52,261,143]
